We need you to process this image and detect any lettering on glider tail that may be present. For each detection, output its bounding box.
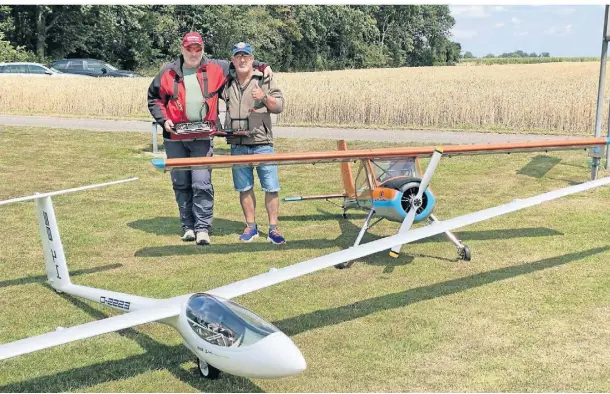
[44,210,61,279]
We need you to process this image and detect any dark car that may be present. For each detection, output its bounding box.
[50,58,141,78]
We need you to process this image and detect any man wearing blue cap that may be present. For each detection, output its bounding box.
[223,42,286,244]
[148,33,273,247]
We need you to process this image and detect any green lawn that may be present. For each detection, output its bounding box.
[1,126,610,392]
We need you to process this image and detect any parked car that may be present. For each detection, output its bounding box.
[50,58,141,77]
[0,62,91,77]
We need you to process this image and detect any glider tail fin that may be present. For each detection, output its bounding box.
[36,196,71,290]
[0,178,138,292]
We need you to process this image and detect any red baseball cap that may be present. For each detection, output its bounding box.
[182,32,203,48]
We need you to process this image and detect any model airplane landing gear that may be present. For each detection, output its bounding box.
[198,358,220,380]
[335,209,377,269]
[427,214,471,261]
[458,245,471,261]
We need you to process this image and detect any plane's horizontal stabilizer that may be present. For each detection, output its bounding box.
[0,178,138,206]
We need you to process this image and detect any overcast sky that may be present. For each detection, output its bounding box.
[450,5,606,57]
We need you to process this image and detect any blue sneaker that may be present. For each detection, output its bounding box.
[267,228,286,245]
[239,226,259,242]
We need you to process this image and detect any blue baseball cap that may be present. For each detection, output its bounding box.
[232,42,253,56]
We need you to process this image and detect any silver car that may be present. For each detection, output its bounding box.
[0,62,91,77]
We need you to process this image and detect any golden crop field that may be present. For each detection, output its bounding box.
[1,62,609,135]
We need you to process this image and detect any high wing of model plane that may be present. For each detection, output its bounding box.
[2,170,610,380]
[153,138,610,264]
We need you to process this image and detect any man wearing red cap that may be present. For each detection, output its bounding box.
[147,32,271,246]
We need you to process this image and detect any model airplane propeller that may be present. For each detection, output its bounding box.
[3,162,610,379]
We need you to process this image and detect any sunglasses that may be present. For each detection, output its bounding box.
[233,54,252,60]
[185,46,202,53]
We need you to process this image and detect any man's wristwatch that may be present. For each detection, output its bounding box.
[261,94,268,104]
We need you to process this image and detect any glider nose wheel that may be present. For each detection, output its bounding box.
[198,358,221,380]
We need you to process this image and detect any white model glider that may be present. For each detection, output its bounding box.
[1,175,609,380]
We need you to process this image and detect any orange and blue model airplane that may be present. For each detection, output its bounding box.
[153,137,610,266]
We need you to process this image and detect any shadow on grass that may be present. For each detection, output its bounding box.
[331,219,564,273]
[134,237,351,257]
[128,212,368,239]
[0,264,122,289]
[517,155,561,178]
[134,221,563,265]
[0,295,264,393]
[274,246,610,337]
[411,227,563,244]
[128,216,244,237]
[7,247,607,392]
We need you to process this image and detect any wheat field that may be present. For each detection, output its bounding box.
[2,62,609,134]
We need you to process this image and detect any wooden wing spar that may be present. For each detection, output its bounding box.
[152,137,610,171]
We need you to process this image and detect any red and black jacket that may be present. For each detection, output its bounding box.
[147,56,267,140]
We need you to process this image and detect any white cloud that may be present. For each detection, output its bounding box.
[511,17,521,25]
[492,6,506,12]
[451,29,478,39]
[494,22,505,28]
[514,31,529,37]
[450,6,489,18]
[544,24,573,37]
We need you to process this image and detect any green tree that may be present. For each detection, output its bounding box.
[0,5,462,72]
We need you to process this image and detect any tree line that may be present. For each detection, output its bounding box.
[463,50,551,59]
[0,5,462,73]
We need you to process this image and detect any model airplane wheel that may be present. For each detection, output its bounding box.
[334,262,349,269]
[459,245,471,262]
[198,358,221,380]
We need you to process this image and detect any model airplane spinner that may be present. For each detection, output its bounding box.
[154,137,610,265]
[2,163,610,380]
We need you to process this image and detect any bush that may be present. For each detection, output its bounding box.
[0,33,35,62]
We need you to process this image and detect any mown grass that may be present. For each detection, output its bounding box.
[1,126,610,392]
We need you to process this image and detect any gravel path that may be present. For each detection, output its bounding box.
[0,114,585,144]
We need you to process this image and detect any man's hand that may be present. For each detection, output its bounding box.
[263,66,273,79]
[252,86,266,101]
[164,119,175,133]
